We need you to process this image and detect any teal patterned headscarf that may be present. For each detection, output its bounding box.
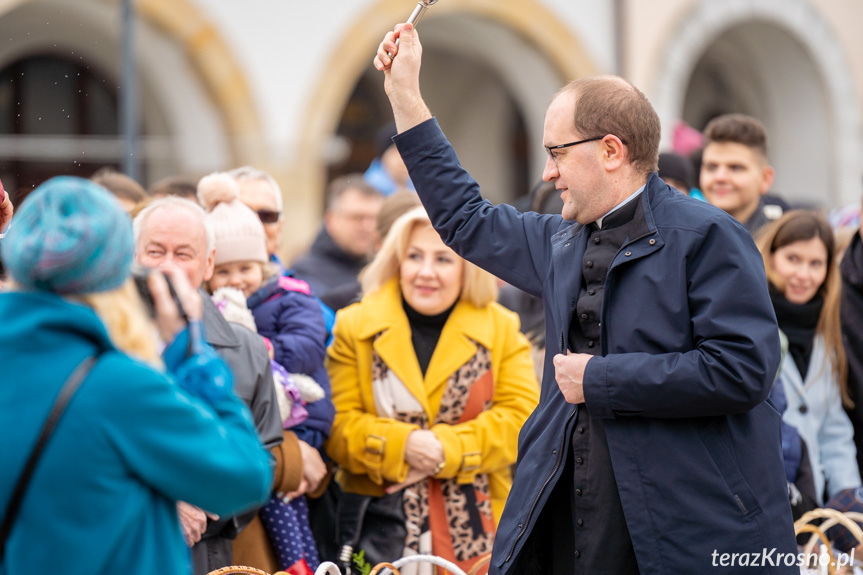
[2,176,134,295]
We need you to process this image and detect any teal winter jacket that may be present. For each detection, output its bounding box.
[0,291,273,575]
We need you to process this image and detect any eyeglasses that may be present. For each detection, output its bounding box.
[256,209,281,224]
[545,136,603,165]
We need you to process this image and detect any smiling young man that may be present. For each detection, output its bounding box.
[372,23,797,575]
[701,114,776,234]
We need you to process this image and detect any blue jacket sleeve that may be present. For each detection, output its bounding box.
[819,378,863,498]
[582,214,781,419]
[97,352,273,517]
[394,118,565,298]
[256,291,327,376]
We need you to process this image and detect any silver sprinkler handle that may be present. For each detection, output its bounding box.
[387,0,438,58]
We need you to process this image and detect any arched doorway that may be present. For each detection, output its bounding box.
[652,0,861,208]
[0,0,253,193]
[0,54,124,191]
[327,12,567,207]
[682,21,831,207]
[0,0,179,191]
[289,0,596,245]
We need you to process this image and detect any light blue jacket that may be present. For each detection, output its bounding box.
[780,335,861,503]
[0,292,273,575]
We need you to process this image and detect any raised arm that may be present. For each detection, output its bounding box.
[374,24,565,295]
[374,23,432,134]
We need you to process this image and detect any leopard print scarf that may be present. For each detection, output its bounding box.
[372,342,496,575]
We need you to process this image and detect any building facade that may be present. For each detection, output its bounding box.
[0,0,860,259]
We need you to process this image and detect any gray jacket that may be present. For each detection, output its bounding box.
[190,295,282,575]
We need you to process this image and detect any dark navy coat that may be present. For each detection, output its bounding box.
[395,119,798,574]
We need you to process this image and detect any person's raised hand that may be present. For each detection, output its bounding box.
[374,23,422,94]
[373,23,431,132]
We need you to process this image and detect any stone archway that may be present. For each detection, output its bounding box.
[651,0,861,207]
[0,0,263,182]
[283,0,598,254]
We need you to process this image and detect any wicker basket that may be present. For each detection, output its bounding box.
[314,553,492,575]
[793,508,863,575]
[207,568,267,575]
[207,567,290,575]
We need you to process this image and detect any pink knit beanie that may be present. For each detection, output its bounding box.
[197,172,268,266]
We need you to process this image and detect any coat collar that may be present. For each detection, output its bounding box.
[357,278,493,346]
[202,292,241,348]
[358,278,494,416]
[548,173,669,350]
[310,227,367,269]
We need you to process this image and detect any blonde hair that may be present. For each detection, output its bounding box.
[756,210,849,406]
[71,279,163,368]
[361,206,498,307]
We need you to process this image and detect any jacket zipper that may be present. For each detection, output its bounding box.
[504,405,578,564]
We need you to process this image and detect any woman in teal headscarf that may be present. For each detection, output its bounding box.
[0,177,273,575]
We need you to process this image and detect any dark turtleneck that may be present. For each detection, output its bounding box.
[402,297,457,376]
[769,284,823,379]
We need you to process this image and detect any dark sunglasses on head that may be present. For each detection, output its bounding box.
[256,209,281,224]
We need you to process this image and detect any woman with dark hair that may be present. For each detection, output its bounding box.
[757,210,861,504]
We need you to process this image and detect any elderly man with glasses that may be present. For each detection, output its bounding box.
[372,23,798,575]
[228,167,286,268]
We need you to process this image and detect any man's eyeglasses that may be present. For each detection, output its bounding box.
[545,136,603,165]
[256,209,281,224]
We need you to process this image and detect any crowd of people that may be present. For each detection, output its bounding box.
[2,21,863,575]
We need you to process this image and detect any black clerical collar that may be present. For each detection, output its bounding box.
[594,186,644,230]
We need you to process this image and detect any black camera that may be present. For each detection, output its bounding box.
[131,265,187,322]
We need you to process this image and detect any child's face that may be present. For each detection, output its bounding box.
[209,261,264,298]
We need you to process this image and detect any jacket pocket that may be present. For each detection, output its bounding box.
[698,419,763,521]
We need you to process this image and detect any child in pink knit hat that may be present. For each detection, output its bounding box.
[199,172,334,574]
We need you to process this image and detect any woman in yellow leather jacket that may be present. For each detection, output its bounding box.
[326,207,539,574]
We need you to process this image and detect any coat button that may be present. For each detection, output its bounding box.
[576,457,584,464]
[799,404,808,414]
[577,519,584,527]
[565,242,570,247]
[587,340,594,348]
[575,550,581,558]
[577,426,585,434]
[581,313,588,320]
[575,489,583,496]
[649,239,656,245]
[588,289,595,296]
[552,449,557,455]
[585,261,593,268]
[593,237,600,244]
[624,251,632,257]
